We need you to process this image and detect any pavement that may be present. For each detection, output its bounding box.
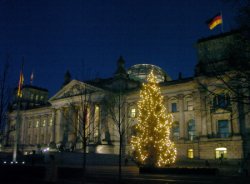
[1,151,249,184]
[1,165,249,184]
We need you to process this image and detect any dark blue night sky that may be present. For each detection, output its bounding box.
[0,0,239,96]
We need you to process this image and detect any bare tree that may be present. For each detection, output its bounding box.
[196,30,250,158]
[223,0,250,39]
[103,91,132,181]
[60,82,101,184]
[0,55,11,145]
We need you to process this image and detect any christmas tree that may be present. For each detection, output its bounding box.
[131,71,177,167]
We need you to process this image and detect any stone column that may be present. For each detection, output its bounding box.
[20,116,26,145]
[94,104,100,143]
[45,115,49,144]
[55,109,63,144]
[89,104,95,142]
[37,116,41,145]
[193,91,201,138]
[178,94,185,139]
[24,117,29,145]
[200,90,209,136]
[78,105,83,140]
[68,106,75,143]
[31,117,34,145]
[96,104,101,143]
[99,104,105,142]
[51,109,56,142]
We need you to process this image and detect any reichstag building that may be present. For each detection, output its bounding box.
[6,30,250,161]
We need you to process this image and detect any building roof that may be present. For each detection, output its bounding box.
[22,85,48,92]
[197,29,241,43]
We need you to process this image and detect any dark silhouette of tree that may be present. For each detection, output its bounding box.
[196,30,250,158]
[61,82,100,184]
[103,90,132,182]
[0,55,11,145]
[223,0,250,39]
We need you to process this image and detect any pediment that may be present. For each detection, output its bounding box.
[49,80,103,101]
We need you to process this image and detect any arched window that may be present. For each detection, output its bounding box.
[172,121,180,140]
[36,121,39,128]
[130,108,136,118]
[215,147,227,159]
[213,93,230,109]
[184,96,193,111]
[42,120,46,127]
[170,98,178,113]
[188,119,196,141]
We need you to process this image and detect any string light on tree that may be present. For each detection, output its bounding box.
[131,70,177,167]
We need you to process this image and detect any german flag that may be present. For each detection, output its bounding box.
[207,13,223,30]
[17,67,24,97]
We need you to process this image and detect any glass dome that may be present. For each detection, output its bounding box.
[127,64,171,83]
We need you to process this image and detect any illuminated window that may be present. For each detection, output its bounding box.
[131,108,136,118]
[35,95,39,101]
[31,94,34,100]
[215,147,227,159]
[49,118,53,126]
[42,120,46,127]
[187,149,194,159]
[40,96,44,101]
[36,121,39,128]
[187,101,193,111]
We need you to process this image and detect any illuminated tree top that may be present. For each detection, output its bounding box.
[131,70,177,167]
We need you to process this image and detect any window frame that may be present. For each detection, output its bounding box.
[217,120,230,138]
[184,96,194,111]
[215,147,227,159]
[171,102,178,112]
[172,121,180,140]
[187,148,194,159]
[187,119,196,141]
[131,108,136,118]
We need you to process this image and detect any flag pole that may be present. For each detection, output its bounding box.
[13,59,24,162]
[221,11,224,33]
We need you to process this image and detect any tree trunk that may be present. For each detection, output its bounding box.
[82,107,87,184]
[119,133,122,182]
